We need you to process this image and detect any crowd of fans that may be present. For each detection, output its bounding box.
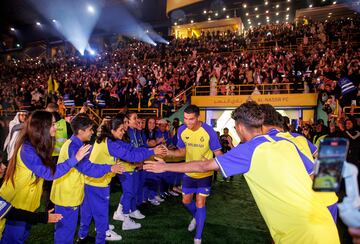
[0,17,358,119]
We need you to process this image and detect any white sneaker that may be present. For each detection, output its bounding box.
[122,216,141,230]
[148,198,160,206]
[105,229,122,241]
[95,224,115,232]
[188,218,196,232]
[168,190,179,196]
[129,210,145,219]
[154,195,165,202]
[113,210,125,221]
[194,238,201,244]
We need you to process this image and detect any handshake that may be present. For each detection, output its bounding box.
[152,144,169,158]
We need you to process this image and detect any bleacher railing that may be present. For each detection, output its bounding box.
[343,106,360,116]
[192,82,304,96]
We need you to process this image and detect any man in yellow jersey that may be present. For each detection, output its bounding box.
[165,105,222,244]
[259,104,339,222]
[145,101,340,244]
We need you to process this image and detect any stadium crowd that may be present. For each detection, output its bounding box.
[0,13,359,243]
[0,17,358,116]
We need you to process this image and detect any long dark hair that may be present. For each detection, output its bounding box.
[96,114,125,143]
[144,117,157,141]
[5,111,55,186]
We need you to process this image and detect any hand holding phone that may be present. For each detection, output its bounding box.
[312,138,349,192]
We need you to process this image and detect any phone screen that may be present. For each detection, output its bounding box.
[312,138,349,192]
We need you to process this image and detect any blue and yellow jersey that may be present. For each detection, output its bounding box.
[269,129,338,207]
[215,135,339,244]
[51,135,112,207]
[85,138,155,186]
[0,141,78,238]
[177,123,221,179]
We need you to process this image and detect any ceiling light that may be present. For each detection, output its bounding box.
[276,12,279,16]
[309,4,313,8]
[287,7,290,11]
[255,7,258,11]
[215,13,218,16]
[256,15,259,18]
[265,1,268,5]
[276,4,280,8]
[276,20,279,24]
[266,10,269,13]
[226,15,229,18]
[333,1,336,4]
[10,27,15,31]
[223,7,226,11]
[191,20,194,23]
[203,10,207,14]
[208,17,211,21]
[246,12,249,16]
[243,4,247,8]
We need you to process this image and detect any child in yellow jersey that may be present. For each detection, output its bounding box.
[50,113,125,244]
[78,114,166,243]
[0,111,91,243]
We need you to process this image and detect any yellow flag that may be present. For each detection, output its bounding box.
[47,75,53,93]
[54,79,59,92]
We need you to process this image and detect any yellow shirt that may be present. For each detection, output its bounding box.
[215,135,339,244]
[177,123,221,179]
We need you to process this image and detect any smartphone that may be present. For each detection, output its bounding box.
[312,138,349,192]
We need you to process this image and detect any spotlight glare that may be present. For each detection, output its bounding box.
[52,19,56,23]
[226,15,229,19]
[333,1,336,4]
[255,7,258,11]
[265,1,268,5]
[276,20,279,24]
[16,43,20,48]
[203,10,207,14]
[87,4,95,14]
[309,4,313,8]
[256,15,259,18]
[276,4,279,8]
[266,10,269,13]
[191,20,194,23]
[243,4,247,8]
[208,17,211,21]
[36,22,41,26]
[287,7,290,11]
[215,13,218,16]
[223,7,226,11]
[10,27,15,31]
[174,22,177,26]
[246,12,249,16]
[276,12,279,16]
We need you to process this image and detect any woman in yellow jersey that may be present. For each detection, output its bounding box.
[0,111,91,244]
[78,114,166,243]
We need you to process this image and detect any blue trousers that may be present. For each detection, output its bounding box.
[78,184,109,244]
[54,205,79,244]
[136,170,145,206]
[145,171,160,199]
[118,171,138,214]
[0,220,31,244]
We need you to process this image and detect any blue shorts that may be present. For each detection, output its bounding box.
[182,175,212,196]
